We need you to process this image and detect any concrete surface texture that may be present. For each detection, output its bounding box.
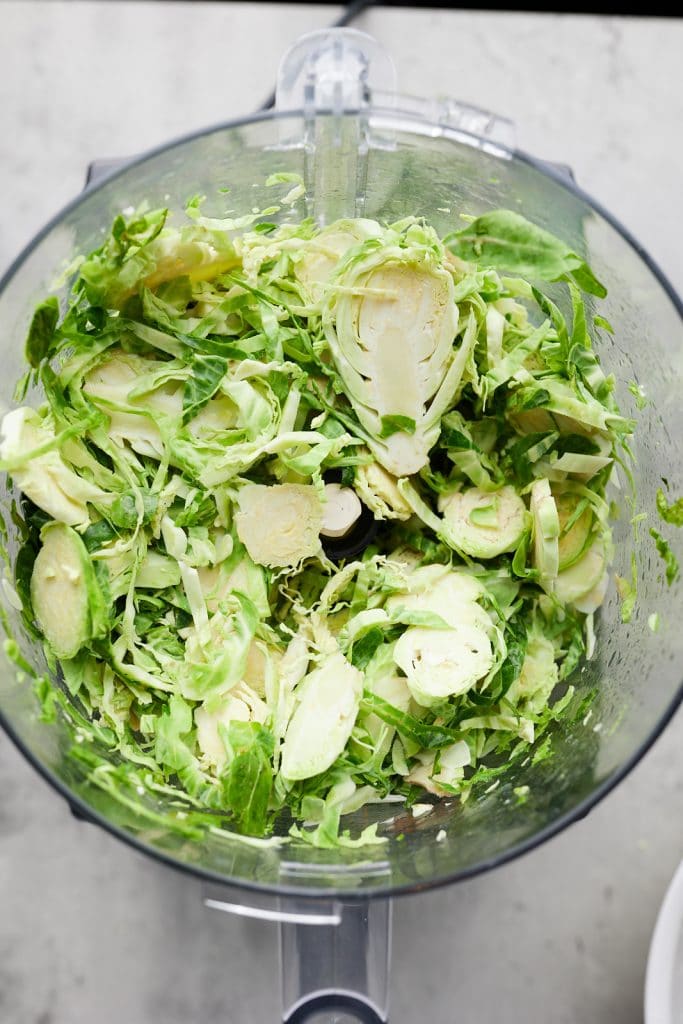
[0,4,681,1023]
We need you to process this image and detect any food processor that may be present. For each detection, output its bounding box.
[0,28,681,1023]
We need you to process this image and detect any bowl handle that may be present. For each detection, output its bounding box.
[204,885,392,1022]
[280,897,392,1023]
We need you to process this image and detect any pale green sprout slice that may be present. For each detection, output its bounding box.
[507,630,558,714]
[546,452,613,480]
[280,651,363,781]
[83,350,183,458]
[354,461,412,521]
[293,219,383,300]
[30,523,106,660]
[400,563,483,597]
[573,572,609,614]
[393,623,493,707]
[439,485,527,559]
[179,597,257,700]
[398,477,525,565]
[406,740,471,795]
[238,683,271,725]
[272,630,311,766]
[134,228,239,294]
[485,305,506,366]
[75,220,240,308]
[136,550,182,590]
[460,711,535,745]
[0,408,107,528]
[361,644,412,762]
[385,564,491,633]
[530,478,560,589]
[197,553,269,618]
[511,408,615,482]
[344,607,391,644]
[83,349,244,458]
[235,640,277,698]
[512,379,632,437]
[554,539,608,608]
[555,491,595,570]
[195,694,252,770]
[480,318,552,399]
[235,483,323,568]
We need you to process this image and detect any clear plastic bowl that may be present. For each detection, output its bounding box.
[1,29,681,1023]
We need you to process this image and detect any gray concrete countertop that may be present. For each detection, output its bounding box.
[0,4,681,1022]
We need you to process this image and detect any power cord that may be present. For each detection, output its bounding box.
[258,0,377,111]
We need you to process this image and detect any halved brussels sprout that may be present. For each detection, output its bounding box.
[323,234,466,477]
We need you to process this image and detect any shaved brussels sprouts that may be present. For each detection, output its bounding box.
[0,195,633,844]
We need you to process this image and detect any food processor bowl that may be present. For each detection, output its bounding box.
[0,30,681,1023]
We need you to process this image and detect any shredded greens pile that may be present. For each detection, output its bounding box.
[0,192,635,844]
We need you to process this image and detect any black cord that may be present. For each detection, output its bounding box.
[258,0,377,111]
[331,0,378,27]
